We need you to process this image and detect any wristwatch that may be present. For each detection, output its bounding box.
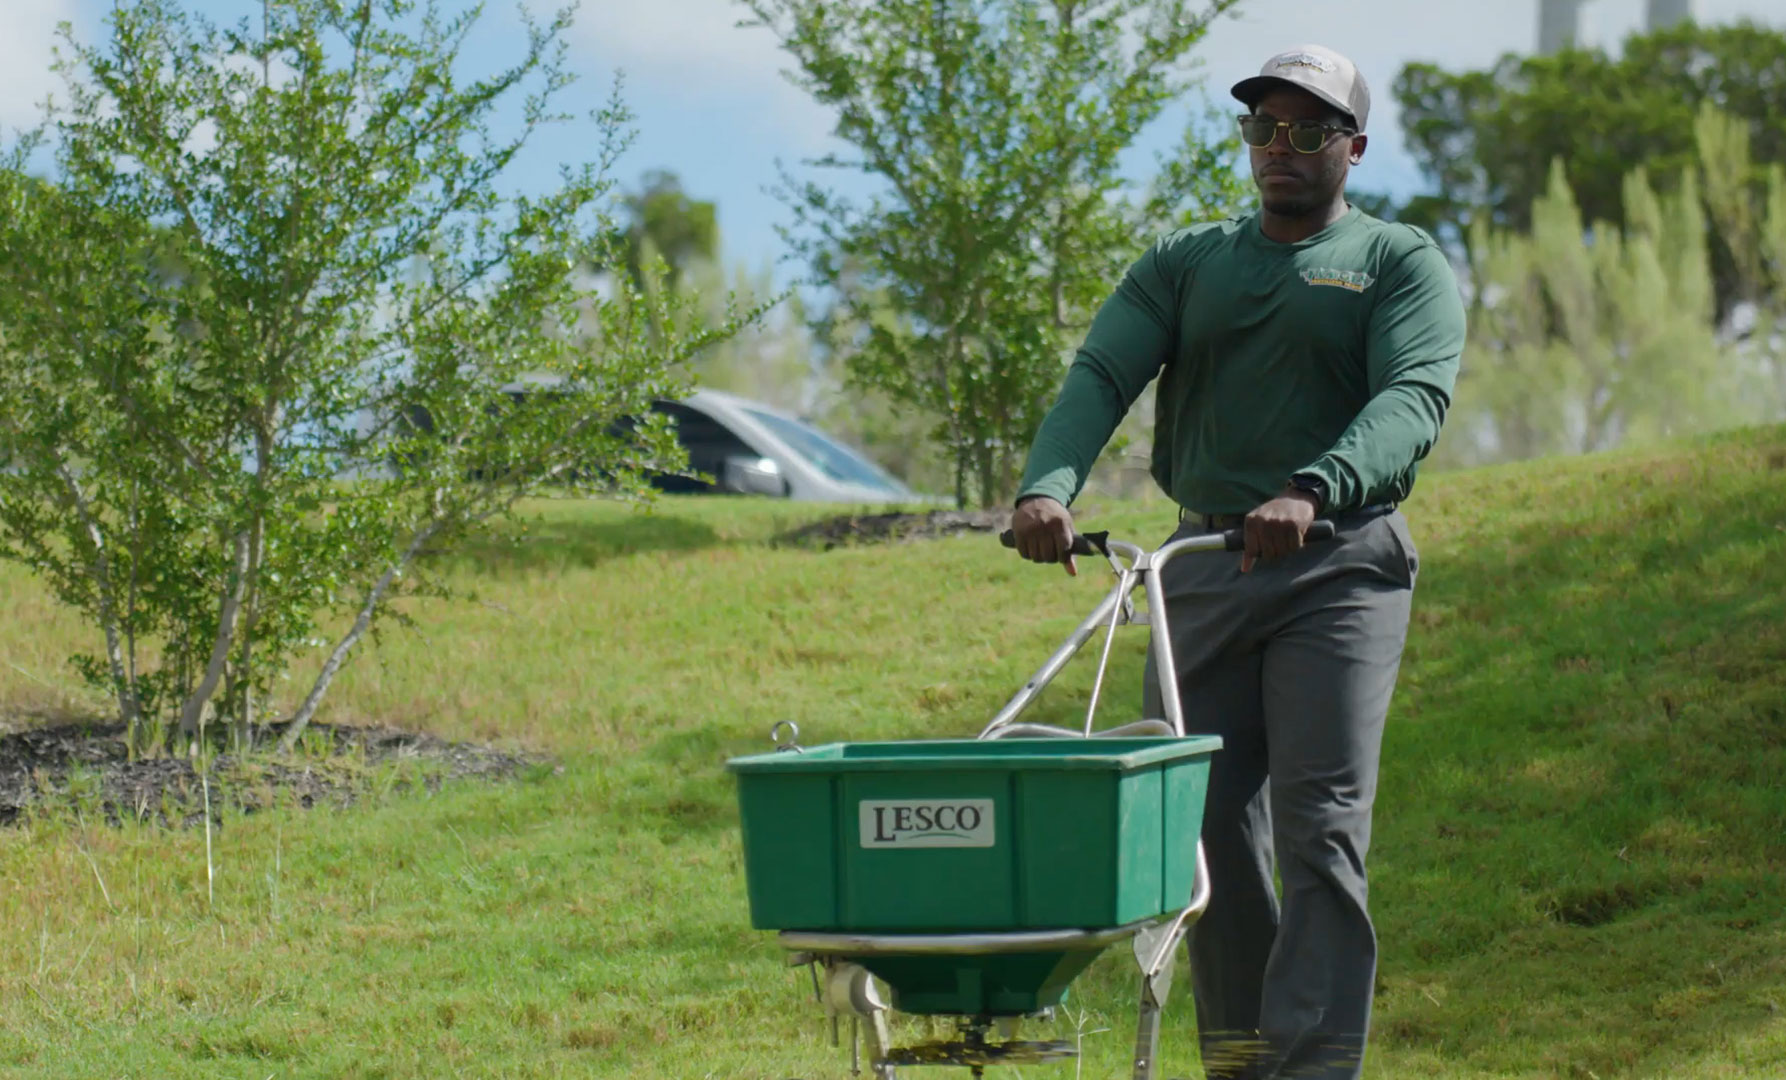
[1287,473,1327,510]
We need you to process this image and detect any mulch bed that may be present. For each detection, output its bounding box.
[0,719,544,827]
[773,508,1016,550]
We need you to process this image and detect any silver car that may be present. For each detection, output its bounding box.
[650,389,930,504]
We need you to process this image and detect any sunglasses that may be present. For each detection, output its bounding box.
[1237,114,1357,154]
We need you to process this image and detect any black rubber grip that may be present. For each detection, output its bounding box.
[998,529,1110,557]
[1221,519,1337,552]
[1001,520,1336,557]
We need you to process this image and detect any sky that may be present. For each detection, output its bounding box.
[7,0,1785,281]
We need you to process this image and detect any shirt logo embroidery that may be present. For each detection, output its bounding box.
[1300,267,1375,293]
[1275,52,1337,74]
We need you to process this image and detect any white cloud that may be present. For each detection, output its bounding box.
[0,0,78,133]
[566,0,836,148]
[562,0,1785,177]
[572,0,780,82]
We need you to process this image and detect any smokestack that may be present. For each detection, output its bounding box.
[1539,0,1697,55]
[1538,0,1587,54]
[1646,0,1694,28]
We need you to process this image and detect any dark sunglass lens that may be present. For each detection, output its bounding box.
[1238,117,1276,147]
[1288,122,1329,153]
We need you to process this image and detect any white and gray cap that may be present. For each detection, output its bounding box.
[1231,44,1371,133]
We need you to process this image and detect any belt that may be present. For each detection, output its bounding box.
[1179,503,1397,531]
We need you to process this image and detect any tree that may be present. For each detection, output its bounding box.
[0,0,753,756]
[615,170,720,290]
[1435,109,1786,469]
[742,0,1249,508]
[1694,105,1786,419]
[1392,19,1786,281]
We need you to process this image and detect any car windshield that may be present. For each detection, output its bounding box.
[743,408,910,494]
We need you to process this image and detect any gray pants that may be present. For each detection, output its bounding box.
[1142,510,1418,1080]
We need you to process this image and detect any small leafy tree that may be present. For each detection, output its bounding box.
[1452,160,1727,461]
[742,0,1249,508]
[0,0,754,755]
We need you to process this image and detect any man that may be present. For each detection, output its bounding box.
[1007,44,1465,1080]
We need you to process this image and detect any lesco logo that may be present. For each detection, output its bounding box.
[859,799,996,848]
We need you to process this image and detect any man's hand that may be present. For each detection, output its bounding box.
[1240,488,1320,573]
[1010,496,1078,577]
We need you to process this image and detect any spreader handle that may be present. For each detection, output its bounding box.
[1000,521,1337,558]
[1219,519,1337,552]
[997,529,1110,558]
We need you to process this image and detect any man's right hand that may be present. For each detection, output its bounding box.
[1009,495,1078,577]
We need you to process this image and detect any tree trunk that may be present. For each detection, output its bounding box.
[953,445,969,511]
[124,488,146,757]
[233,515,267,753]
[221,665,238,747]
[941,327,971,510]
[178,528,253,746]
[235,631,256,754]
[975,442,997,511]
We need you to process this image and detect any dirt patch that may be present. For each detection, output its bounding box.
[0,719,545,828]
[1545,880,1667,928]
[774,508,1014,549]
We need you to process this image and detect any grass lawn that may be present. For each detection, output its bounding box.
[0,425,1783,1078]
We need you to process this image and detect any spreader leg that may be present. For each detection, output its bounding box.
[1132,975,1165,1080]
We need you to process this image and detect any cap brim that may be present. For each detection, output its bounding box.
[1231,75,1356,127]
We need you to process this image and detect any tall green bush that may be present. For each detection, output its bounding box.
[0,0,753,754]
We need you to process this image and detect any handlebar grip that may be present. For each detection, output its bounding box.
[998,529,1110,557]
[1220,518,1337,552]
[1001,520,1337,557]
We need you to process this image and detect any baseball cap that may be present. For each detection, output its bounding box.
[1231,45,1370,132]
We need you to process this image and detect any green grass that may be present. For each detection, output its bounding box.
[1,427,1784,1078]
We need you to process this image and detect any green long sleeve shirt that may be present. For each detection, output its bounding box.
[1017,207,1466,515]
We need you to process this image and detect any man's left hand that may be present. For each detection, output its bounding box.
[1241,488,1320,573]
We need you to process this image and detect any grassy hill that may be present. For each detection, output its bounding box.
[0,425,1782,1078]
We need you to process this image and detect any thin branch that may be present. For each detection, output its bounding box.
[51,460,138,733]
[278,516,444,752]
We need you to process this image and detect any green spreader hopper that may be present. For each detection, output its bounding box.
[724,524,1297,1078]
[728,736,1219,1015]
